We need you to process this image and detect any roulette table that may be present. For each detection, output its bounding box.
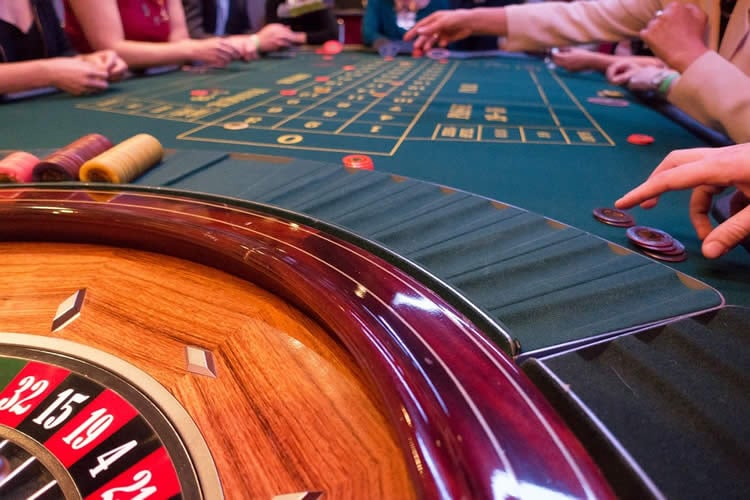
[0,49,748,498]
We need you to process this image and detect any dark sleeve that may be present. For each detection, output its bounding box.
[265,0,282,24]
[299,9,339,44]
[182,0,214,38]
[36,0,75,56]
[361,0,387,46]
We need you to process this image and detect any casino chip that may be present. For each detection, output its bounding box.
[33,133,113,182]
[322,40,343,55]
[597,89,625,98]
[427,48,451,60]
[587,96,629,107]
[343,65,355,71]
[280,89,298,96]
[79,133,164,184]
[0,151,39,183]
[626,225,687,262]
[342,154,374,170]
[627,133,655,145]
[592,207,635,227]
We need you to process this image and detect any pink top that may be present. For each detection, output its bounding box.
[64,0,171,53]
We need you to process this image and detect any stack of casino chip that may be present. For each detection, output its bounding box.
[0,151,39,183]
[342,154,374,170]
[32,133,113,181]
[626,225,687,262]
[79,133,163,183]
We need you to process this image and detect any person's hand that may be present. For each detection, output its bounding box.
[606,57,666,86]
[622,65,672,92]
[79,50,128,81]
[640,2,709,72]
[227,35,260,61]
[256,24,298,52]
[42,57,110,95]
[182,38,240,67]
[615,144,750,258]
[404,10,475,52]
[552,47,609,72]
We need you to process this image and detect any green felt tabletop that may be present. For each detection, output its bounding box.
[1,50,748,307]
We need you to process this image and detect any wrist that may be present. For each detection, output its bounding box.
[249,34,260,53]
[664,47,708,73]
[651,69,680,97]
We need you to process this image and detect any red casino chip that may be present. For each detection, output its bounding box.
[342,154,374,170]
[322,40,343,55]
[627,133,655,145]
[280,89,298,96]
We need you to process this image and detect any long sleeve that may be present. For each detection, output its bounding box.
[298,9,338,44]
[361,0,390,46]
[182,0,214,38]
[670,51,750,143]
[501,0,665,52]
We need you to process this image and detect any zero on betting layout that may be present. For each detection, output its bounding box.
[76,52,615,157]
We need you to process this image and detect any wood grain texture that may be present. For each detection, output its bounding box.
[0,242,415,499]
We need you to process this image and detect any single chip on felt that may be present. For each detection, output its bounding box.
[627,133,655,145]
[190,89,210,97]
[280,89,298,96]
[342,65,355,71]
[384,56,394,61]
[314,76,329,82]
[322,40,343,55]
[592,207,635,227]
[342,154,374,170]
[427,48,450,60]
[597,89,625,98]
[587,96,629,107]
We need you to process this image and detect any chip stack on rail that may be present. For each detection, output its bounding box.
[79,133,163,183]
[32,133,113,181]
[0,152,39,183]
[626,225,687,262]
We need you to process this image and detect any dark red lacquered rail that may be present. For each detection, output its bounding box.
[0,186,614,499]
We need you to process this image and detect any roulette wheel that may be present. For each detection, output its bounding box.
[0,186,610,498]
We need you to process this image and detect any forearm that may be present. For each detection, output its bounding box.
[501,0,663,52]
[106,40,192,68]
[0,60,57,93]
[669,51,750,144]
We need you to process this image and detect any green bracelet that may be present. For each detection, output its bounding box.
[658,72,680,96]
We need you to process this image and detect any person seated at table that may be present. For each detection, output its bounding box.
[0,0,126,97]
[265,0,339,46]
[362,0,447,49]
[63,0,241,70]
[616,142,750,259]
[404,0,750,144]
[181,0,303,58]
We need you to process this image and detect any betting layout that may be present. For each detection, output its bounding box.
[0,338,219,499]
[76,53,615,157]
